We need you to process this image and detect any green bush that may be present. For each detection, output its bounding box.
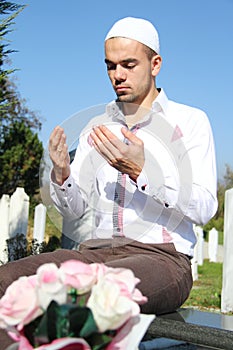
[5,233,61,263]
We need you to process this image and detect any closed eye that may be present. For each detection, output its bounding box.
[105,58,138,71]
[122,62,136,69]
[121,59,138,70]
[105,59,116,71]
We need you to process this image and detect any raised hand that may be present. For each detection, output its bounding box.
[90,125,145,182]
[49,126,70,185]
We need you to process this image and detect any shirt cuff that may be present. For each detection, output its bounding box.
[133,165,177,209]
[50,171,75,194]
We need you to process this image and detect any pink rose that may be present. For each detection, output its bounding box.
[0,275,42,330]
[89,262,110,281]
[60,260,96,294]
[36,263,67,310]
[102,267,147,304]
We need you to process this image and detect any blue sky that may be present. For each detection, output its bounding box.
[6,0,233,179]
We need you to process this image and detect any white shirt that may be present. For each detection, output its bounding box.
[50,89,218,257]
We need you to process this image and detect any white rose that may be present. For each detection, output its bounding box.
[36,263,67,310]
[87,277,139,332]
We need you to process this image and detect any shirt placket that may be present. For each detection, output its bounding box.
[112,124,140,237]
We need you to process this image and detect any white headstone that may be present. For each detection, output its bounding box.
[221,188,233,313]
[33,203,47,243]
[194,225,204,266]
[0,194,10,264]
[8,187,29,238]
[191,236,198,281]
[208,227,218,262]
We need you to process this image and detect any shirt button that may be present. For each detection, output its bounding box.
[68,183,72,187]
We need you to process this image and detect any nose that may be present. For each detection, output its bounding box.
[114,64,126,82]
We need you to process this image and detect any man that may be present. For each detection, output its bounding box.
[0,17,217,349]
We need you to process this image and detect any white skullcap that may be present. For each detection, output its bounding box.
[105,17,160,54]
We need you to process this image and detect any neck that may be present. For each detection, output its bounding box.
[123,87,159,127]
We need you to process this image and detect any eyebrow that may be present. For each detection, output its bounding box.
[104,58,139,65]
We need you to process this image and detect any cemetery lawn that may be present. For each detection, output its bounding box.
[183,259,223,311]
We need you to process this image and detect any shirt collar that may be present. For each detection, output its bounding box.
[106,100,125,122]
[106,88,169,122]
[151,88,169,115]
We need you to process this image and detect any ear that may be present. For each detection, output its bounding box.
[151,55,162,77]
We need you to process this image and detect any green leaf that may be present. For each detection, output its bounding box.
[47,301,71,340]
[34,312,49,346]
[88,332,114,350]
[34,301,74,344]
[69,306,98,338]
[33,302,115,349]
[23,314,43,347]
[34,302,100,346]
[68,288,78,304]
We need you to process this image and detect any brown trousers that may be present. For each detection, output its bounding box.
[0,238,193,350]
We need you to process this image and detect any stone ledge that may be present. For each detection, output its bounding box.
[143,308,233,349]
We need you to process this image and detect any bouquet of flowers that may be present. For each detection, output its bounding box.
[0,260,155,350]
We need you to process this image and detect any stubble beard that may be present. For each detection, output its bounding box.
[116,81,150,105]
[116,92,141,104]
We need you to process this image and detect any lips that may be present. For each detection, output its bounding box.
[115,86,130,93]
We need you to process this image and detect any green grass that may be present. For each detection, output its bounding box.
[45,212,62,239]
[218,231,224,245]
[183,260,223,311]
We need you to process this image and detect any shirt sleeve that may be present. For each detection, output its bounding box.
[50,172,86,221]
[135,110,218,226]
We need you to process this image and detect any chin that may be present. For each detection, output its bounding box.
[117,94,136,103]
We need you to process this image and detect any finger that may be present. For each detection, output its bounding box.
[49,126,65,151]
[90,128,116,161]
[93,125,127,154]
[90,126,112,152]
[57,133,67,152]
[97,125,121,145]
[121,127,143,146]
[53,143,70,170]
[59,143,70,162]
[90,127,125,166]
[92,125,109,143]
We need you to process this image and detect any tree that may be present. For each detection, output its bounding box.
[0,79,42,140]
[224,164,233,190]
[0,2,41,136]
[0,120,43,196]
[0,1,23,117]
[0,1,43,197]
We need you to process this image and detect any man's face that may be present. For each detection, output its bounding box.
[104,37,155,105]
